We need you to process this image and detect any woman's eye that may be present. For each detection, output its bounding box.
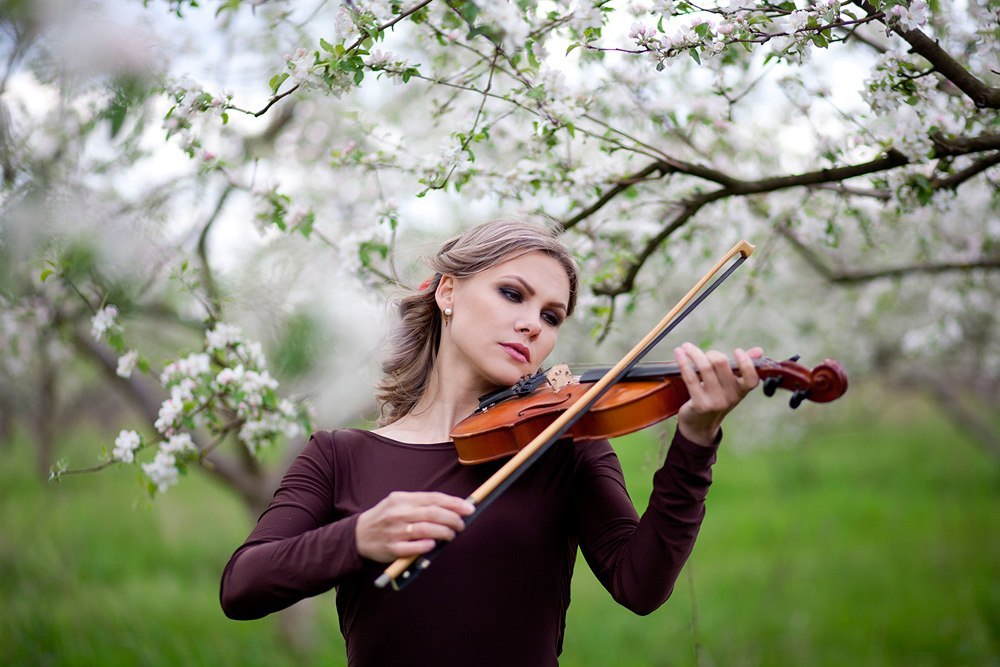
[542,312,563,327]
[500,287,522,302]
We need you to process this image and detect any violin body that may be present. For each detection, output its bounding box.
[451,357,848,465]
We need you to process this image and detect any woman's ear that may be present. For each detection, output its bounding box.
[435,274,455,313]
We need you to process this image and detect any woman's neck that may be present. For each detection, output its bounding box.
[373,359,494,444]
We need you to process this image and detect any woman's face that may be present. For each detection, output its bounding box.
[439,251,571,391]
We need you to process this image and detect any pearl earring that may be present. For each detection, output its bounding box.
[443,307,453,326]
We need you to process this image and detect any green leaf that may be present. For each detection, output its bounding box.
[215,0,240,16]
[108,103,127,138]
[269,72,290,94]
[320,37,338,53]
[566,43,579,55]
[108,332,125,353]
[40,269,53,282]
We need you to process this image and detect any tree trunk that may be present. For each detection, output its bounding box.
[33,348,57,478]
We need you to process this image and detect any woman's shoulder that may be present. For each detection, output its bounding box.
[309,428,382,448]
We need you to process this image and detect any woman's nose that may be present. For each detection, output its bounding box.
[517,316,541,338]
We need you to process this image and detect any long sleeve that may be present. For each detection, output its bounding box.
[573,429,718,615]
[220,431,364,620]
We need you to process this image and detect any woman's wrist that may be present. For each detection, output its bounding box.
[677,420,721,448]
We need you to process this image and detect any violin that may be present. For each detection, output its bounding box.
[450,356,849,465]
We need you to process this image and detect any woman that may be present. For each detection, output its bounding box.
[220,220,761,665]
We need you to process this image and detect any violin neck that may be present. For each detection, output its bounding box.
[577,358,771,383]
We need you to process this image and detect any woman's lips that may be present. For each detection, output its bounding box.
[500,343,530,363]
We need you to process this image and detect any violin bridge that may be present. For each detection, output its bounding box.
[545,364,573,392]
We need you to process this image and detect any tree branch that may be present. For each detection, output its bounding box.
[777,223,1000,284]
[68,325,270,509]
[592,199,705,296]
[569,129,998,295]
[829,259,1000,284]
[561,162,675,231]
[196,185,235,321]
[229,0,436,117]
[854,0,1000,108]
[933,152,1000,192]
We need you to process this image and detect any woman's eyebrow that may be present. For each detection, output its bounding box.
[501,275,568,313]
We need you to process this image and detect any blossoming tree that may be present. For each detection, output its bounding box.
[2,0,998,505]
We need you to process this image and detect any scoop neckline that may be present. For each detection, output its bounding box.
[349,428,454,449]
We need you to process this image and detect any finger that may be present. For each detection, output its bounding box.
[409,505,469,533]
[706,349,734,392]
[683,343,725,395]
[734,347,760,391]
[403,521,458,543]
[390,538,438,558]
[398,491,476,515]
[674,345,704,399]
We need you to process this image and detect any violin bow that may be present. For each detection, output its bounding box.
[374,240,756,590]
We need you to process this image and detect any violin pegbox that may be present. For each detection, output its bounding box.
[757,356,848,409]
[545,364,573,392]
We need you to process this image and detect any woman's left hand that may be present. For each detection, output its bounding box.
[673,342,762,447]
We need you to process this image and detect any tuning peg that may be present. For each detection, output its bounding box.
[786,354,801,363]
[789,390,810,409]
[763,376,781,397]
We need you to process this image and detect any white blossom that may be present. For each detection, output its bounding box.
[366,49,396,69]
[787,10,809,34]
[112,429,141,463]
[334,5,356,40]
[206,323,242,352]
[116,350,138,378]
[154,394,184,434]
[241,340,267,367]
[650,0,676,16]
[215,366,241,386]
[891,0,928,31]
[570,1,605,32]
[161,432,196,456]
[477,2,531,50]
[142,450,179,493]
[90,305,118,340]
[160,352,211,384]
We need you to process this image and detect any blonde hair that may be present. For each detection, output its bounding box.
[376,220,578,425]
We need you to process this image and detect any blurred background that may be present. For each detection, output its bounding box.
[1,0,997,664]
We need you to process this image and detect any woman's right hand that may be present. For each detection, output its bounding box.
[355,491,476,563]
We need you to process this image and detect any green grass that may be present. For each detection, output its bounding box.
[561,397,1000,667]
[1,390,998,666]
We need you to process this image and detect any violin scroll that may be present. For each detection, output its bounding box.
[758,357,848,409]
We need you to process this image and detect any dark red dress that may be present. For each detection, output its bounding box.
[221,428,718,666]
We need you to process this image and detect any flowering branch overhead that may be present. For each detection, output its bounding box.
[5,0,1000,492]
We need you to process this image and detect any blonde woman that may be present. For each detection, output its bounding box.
[221,220,760,665]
